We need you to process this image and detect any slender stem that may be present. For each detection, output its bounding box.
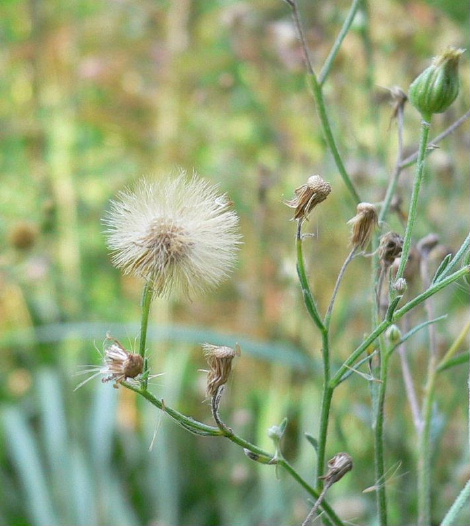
[288,0,360,204]
[325,247,357,330]
[438,318,470,370]
[279,459,345,526]
[440,479,470,526]
[435,232,470,282]
[315,380,334,487]
[394,267,470,319]
[417,368,437,526]
[374,351,390,526]
[125,381,345,526]
[379,91,406,224]
[296,221,326,332]
[417,251,439,526]
[308,73,361,204]
[331,319,391,387]
[139,282,154,359]
[395,118,432,284]
[318,0,362,85]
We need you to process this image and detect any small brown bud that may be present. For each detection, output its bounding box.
[320,452,353,486]
[379,232,404,268]
[285,175,331,221]
[203,344,241,397]
[102,338,144,388]
[348,202,379,249]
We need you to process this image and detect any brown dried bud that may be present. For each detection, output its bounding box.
[285,175,331,221]
[348,202,379,249]
[203,344,241,397]
[102,338,144,388]
[379,232,404,268]
[320,452,353,486]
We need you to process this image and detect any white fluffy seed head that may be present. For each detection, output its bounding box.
[103,172,241,297]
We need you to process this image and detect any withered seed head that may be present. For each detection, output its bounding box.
[203,344,241,397]
[348,202,379,249]
[320,452,353,486]
[285,175,332,221]
[379,232,404,268]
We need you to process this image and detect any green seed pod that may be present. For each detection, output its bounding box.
[409,47,465,120]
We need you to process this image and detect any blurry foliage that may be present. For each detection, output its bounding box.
[0,0,469,524]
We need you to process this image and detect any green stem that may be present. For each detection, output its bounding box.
[418,366,437,526]
[374,351,390,526]
[394,267,470,319]
[318,0,362,86]
[279,459,344,526]
[308,74,361,204]
[125,382,345,526]
[325,248,357,330]
[139,282,154,359]
[435,232,470,282]
[395,118,432,284]
[296,222,326,332]
[315,379,334,487]
[288,0,360,204]
[440,479,470,526]
[331,319,391,387]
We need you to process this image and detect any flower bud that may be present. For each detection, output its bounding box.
[386,324,402,345]
[409,47,465,120]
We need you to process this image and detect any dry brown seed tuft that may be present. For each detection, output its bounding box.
[285,175,331,221]
[203,343,240,397]
[348,202,379,249]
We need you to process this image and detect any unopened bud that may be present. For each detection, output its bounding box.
[386,324,402,344]
[348,202,379,250]
[285,175,331,222]
[393,277,407,294]
[409,47,464,120]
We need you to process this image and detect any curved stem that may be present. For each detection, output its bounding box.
[125,381,345,526]
[296,221,326,332]
[325,248,357,330]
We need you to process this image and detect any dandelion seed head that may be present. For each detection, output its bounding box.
[103,172,241,297]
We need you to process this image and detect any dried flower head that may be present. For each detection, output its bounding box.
[104,172,241,297]
[379,232,404,268]
[285,175,331,221]
[75,336,145,390]
[203,343,241,397]
[320,452,353,486]
[347,202,378,249]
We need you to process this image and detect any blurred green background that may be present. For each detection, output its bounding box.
[1,0,469,524]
